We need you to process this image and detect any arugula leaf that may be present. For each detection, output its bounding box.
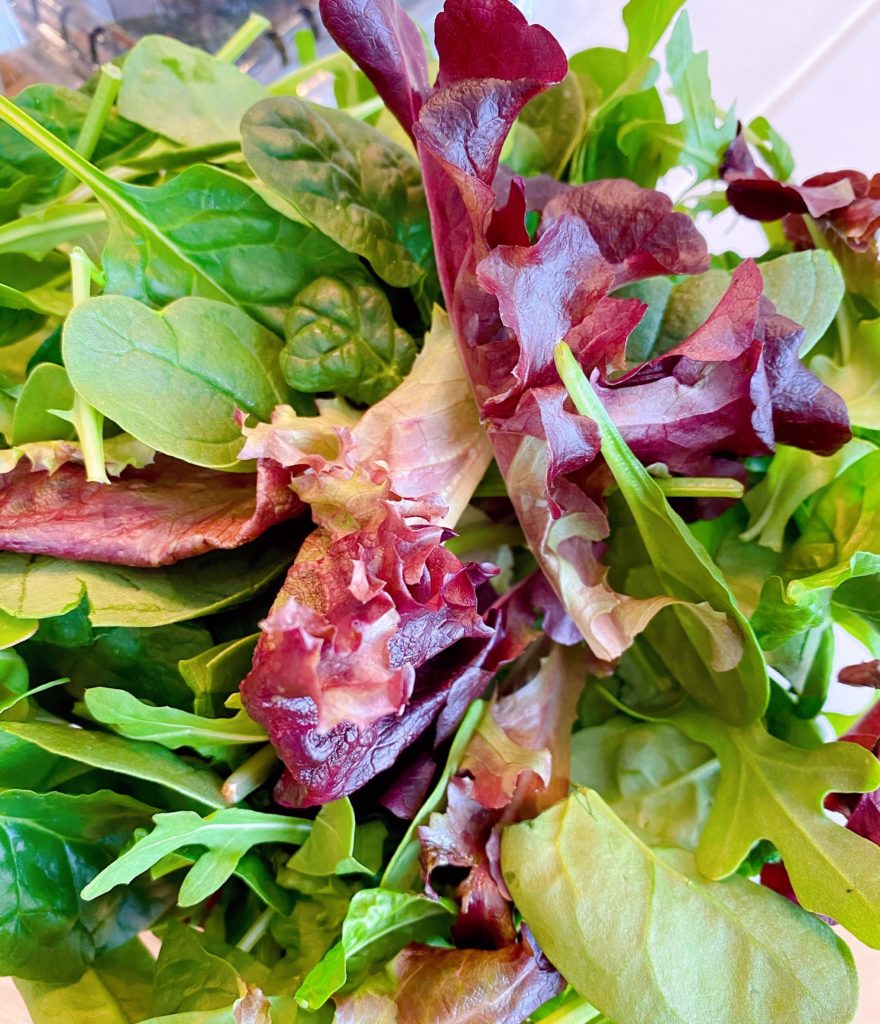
[282,276,416,404]
[672,704,880,946]
[82,807,311,907]
[663,12,736,178]
[502,788,859,1024]
[623,0,686,65]
[1,722,228,808]
[14,938,155,1024]
[63,295,291,469]
[242,96,433,290]
[0,790,160,982]
[83,688,266,758]
[178,634,258,717]
[117,35,267,148]
[284,799,369,879]
[570,715,717,850]
[0,538,290,627]
[295,888,456,1009]
[556,341,768,724]
[0,98,361,332]
[746,115,794,179]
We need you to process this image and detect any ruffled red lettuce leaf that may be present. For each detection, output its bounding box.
[240,315,502,806]
[420,775,515,947]
[335,932,563,1024]
[722,128,880,309]
[0,455,301,566]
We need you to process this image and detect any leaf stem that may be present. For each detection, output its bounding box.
[268,51,355,96]
[222,743,279,804]
[59,63,122,195]
[654,477,744,500]
[237,905,275,952]
[381,700,486,891]
[215,13,271,64]
[68,248,109,484]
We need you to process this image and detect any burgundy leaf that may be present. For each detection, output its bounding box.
[838,661,880,689]
[389,933,564,1024]
[319,0,429,135]
[541,180,710,283]
[419,775,515,947]
[0,456,301,566]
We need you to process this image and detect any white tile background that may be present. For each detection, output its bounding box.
[1,1,879,1020]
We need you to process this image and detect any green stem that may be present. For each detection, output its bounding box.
[68,248,108,484]
[654,477,744,500]
[538,993,604,1024]
[346,96,385,120]
[222,743,279,804]
[59,64,122,195]
[237,905,275,953]
[445,523,525,556]
[215,13,271,63]
[381,700,486,891]
[268,51,355,96]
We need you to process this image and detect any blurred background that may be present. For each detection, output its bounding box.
[0,0,877,1020]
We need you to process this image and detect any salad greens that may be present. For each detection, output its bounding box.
[0,1,878,1023]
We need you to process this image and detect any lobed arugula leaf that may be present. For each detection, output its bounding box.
[556,342,769,724]
[502,788,859,1024]
[83,688,266,758]
[295,888,456,1009]
[82,807,311,907]
[672,704,880,946]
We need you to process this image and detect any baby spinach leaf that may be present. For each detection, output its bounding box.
[0,84,145,209]
[0,98,360,332]
[502,788,859,1024]
[758,250,844,355]
[10,362,75,445]
[63,295,290,469]
[282,276,416,404]
[149,921,241,1016]
[83,688,266,758]
[556,342,768,724]
[24,619,211,708]
[570,715,717,850]
[0,537,290,628]
[14,938,155,1024]
[178,634,258,717]
[0,723,228,809]
[117,35,267,148]
[0,790,157,982]
[672,704,880,946]
[295,888,456,1009]
[0,608,37,649]
[82,807,311,907]
[242,96,432,289]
